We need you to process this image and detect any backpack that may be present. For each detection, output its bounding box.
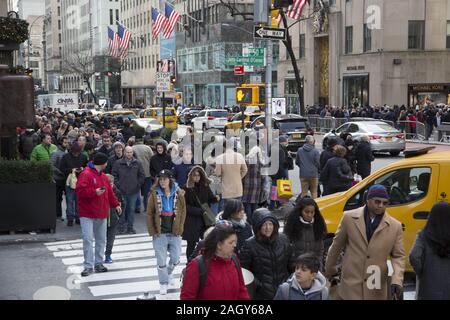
[181,254,241,293]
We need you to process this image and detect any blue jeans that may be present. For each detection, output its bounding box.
[65,186,78,221]
[211,198,224,216]
[153,234,182,285]
[80,218,107,270]
[135,177,152,211]
[120,192,140,229]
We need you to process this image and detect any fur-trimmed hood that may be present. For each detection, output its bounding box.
[185,165,213,188]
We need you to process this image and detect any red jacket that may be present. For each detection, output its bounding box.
[180,254,250,300]
[75,163,119,219]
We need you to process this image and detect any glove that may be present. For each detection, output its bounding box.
[391,284,403,300]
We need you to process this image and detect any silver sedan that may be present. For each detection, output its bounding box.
[323,120,406,156]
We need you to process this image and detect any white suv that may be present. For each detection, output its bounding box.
[192,109,229,131]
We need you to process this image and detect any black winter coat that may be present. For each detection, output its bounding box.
[238,212,294,300]
[320,157,353,195]
[59,152,88,178]
[150,153,174,178]
[355,141,374,179]
[182,183,217,243]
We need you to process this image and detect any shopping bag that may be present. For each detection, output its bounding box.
[277,179,293,199]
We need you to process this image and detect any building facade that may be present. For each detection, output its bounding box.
[174,0,277,107]
[277,0,450,112]
[61,0,120,103]
[44,0,62,93]
[17,0,46,88]
[120,0,162,106]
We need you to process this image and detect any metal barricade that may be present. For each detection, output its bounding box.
[318,117,335,133]
[397,120,425,141]
[307,115,320,132]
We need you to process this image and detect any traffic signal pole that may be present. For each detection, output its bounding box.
[265,0,273,151]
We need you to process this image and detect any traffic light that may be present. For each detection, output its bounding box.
[236,87,253,105]
[170,75,176,84]
[273,0,294,8]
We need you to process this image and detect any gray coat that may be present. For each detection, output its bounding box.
[274,272,329,300]
[295,143,320,178]
[112,157,145,195]
[409,230,450,300]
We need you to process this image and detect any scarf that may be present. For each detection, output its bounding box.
[231,218,246,229]
[364,206,383,242]
[300,217,314,225]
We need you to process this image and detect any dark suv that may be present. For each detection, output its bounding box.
[248,114,314,152]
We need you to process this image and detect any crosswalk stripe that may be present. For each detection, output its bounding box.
[44,233,149,246]
[88,279,182,297]
[62,249,157,265]
[66,257,188,273]
[75,266,184,284]
[104,292,180,300]
[53,241,185,258]
[47,236,152,251]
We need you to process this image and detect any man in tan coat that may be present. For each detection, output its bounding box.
[325,184,405,300]
[215,139,248,203]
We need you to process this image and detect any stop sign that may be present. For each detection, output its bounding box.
[234,66,244,75]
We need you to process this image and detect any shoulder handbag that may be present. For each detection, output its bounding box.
[194,193,216,227]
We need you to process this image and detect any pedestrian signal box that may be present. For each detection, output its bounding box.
[236,87,253,105]
[236,84,266,106]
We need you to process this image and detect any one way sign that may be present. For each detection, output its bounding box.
[254,26,286,40]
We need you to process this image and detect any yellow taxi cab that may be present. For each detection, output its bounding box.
[102,110,136,120]
[316,147,447,272]
[224,112,263,133]
[141,107,178,130]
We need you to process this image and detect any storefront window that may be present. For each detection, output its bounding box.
[343,75,369,107]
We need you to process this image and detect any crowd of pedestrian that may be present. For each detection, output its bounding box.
[17,106,450,300]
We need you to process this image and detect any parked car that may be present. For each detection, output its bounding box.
[224,112,264,133]
[179,108,202,124]
[247,114,314,152]
[140,107,178,130]
[192,109,230,131]
[102,110,137,120]
[133,118,163,132]
[316,147,441,272]
[323,120,406,156]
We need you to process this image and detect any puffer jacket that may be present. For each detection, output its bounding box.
[274,272,329,300]
[238,210,294,300]
[289,223,324,270]
[216,213,253,252]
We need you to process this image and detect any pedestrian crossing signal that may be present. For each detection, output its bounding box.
[236,87,253,104]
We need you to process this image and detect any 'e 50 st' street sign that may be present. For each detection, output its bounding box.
[254,26,286,40]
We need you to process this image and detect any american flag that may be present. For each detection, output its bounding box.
[118,23,132,58]
[107,26,120,58]
[286,0,309,20]
[152,7,168,40]
[163,5,181,39]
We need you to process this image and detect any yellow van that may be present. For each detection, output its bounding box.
[316,147,447,272]
[141,107,178,130]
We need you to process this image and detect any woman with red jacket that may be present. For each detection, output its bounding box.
[180,224,250,300]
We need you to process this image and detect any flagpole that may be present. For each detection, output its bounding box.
[162,0,202,24]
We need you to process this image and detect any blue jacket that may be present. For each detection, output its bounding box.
[156,183,178,213]
[296,143,320,178]
[173,162,195,188]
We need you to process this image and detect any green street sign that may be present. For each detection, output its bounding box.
[248,48,264,57]
[225,56,264,67]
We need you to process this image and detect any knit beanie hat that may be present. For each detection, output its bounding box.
[367,184,389,200]
[93,152,109,165]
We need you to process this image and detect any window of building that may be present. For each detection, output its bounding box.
[363,23,371,52]
[58,20,61,30]
[447,21,450,49]
[408,20,425,50]
[345,26,353,54]
[299,33,305,58]
[116,10,119,24]
[110,9,114,25]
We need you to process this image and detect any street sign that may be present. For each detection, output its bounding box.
[254,26,286,40]
[225,56,265,67]
[156,72,171,92]
[234,66,244,75]
[272,97,286,115]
